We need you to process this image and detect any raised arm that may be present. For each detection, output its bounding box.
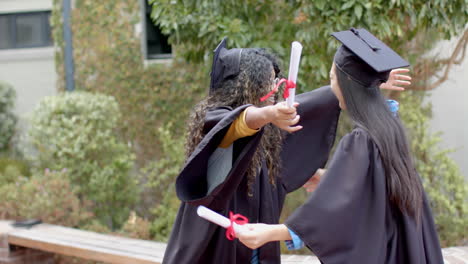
[279,86,341,193]
[245,102,302,133]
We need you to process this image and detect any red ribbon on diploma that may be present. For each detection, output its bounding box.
[282,79,296,99]
[260,78,296,102]
[225,211,249,240]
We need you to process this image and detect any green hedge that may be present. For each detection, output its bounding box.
[0,81,17,151]
[25,92,138,229]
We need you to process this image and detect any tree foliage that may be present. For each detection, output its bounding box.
[151,0,467,89]
[51,0,207,164]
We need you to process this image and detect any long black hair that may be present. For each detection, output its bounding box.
[335,65,423,219]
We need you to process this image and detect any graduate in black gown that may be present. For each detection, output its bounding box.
[163,37,412,264]
[237,28,444,264]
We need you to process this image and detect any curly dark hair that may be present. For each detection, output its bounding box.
[185,48,285,194]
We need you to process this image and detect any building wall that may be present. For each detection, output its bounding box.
[428,34,468,179]
[0,0,52,14]
[0,0,56,123]
[0,47,56,118]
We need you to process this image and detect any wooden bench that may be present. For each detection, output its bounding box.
[0,221,467,264]
[0,221,166,264]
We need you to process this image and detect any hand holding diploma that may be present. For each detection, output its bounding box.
[256,42,303,134]
[197,206,249,240]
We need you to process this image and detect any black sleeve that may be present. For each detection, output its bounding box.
[175,105,263,210]
[285,130,388,263]
[202,106,233,134]
[279,85,341,193]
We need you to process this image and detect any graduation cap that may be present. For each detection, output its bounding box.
[331,28,409,87]
[210,38,243,94]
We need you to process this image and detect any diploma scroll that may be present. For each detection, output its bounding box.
[286,41,303,107]
[197,205,247,235]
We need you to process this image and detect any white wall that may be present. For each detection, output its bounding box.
[0,0,56,124]
[428,34,468,179]
[0,47,57,120]
[0,0,52,14]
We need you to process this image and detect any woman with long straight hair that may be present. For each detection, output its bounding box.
[237,29,444,264]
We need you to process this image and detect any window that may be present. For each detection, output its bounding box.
[144,1,172,59]
[0,11,52,50]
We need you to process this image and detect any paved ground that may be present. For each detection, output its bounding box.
[281,246,468,264]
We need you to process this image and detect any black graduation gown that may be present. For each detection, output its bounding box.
[285,128,444,264]
[162,86,341,264]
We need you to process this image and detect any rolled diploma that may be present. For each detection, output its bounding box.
[286,41,303,107]
[197,205,246,234]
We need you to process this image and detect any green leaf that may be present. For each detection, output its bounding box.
[341,1,355,10]
[419,4,427,20]
[354,4,363,19]
[315,0,327,10]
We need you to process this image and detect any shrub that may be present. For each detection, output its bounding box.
[0,81,17,151]
[25,92,138,229]
[399,91,468,247]
[142,124,184,241]
[0,169,92,227]
[0,157,31,181]
[0,165,23,186]
[119,211,152,240]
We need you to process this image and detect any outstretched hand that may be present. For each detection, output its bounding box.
[237,224,274,250]
[237,223,293,250]
[270,102,302,133]
[245,102,302,132]
[379,68,412,91]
